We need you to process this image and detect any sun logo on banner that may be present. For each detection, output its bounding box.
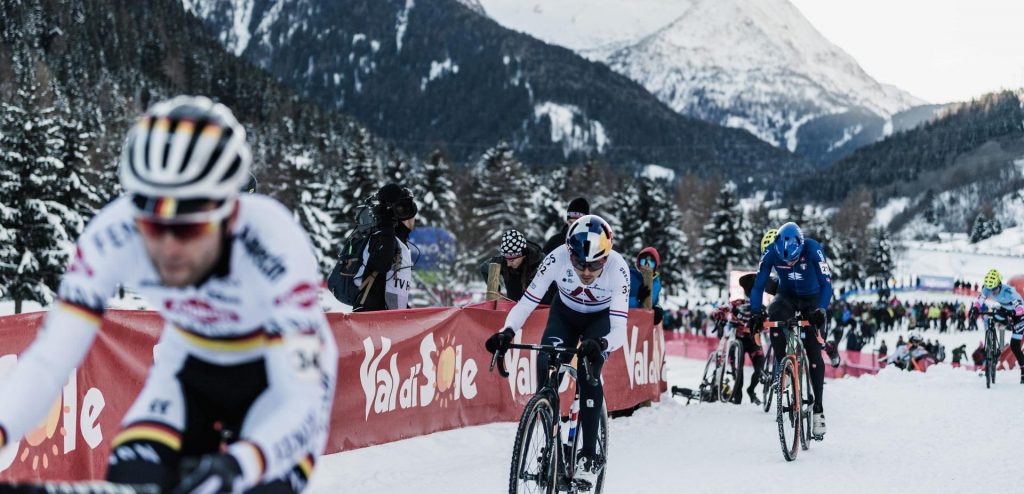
[434,334,459,408]
[20,397,64,470]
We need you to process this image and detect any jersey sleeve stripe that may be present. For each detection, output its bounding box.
[112,421,182,451]
[298,453,316,480]
[237,440,267,481]
[57,301,104,325]
[610,311,628,319]
[523,291,542,303]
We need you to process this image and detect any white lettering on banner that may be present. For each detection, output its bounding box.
[0,355,107,473]
[503,333,570,400]
[359,334,479,420]
[621,325,664,389]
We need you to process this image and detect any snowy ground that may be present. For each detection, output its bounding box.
[310,355,1024,494]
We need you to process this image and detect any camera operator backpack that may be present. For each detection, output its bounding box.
[327,204,378,306]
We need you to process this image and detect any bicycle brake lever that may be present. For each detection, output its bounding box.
[490,351,510,378]
[580,357,600,387]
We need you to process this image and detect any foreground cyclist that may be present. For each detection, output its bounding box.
[749,222,839,438]
[976,269,1024,382]
[485,215,629,488]
[0,97,337,493]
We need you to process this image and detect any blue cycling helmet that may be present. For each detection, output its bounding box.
[774,222,804,263]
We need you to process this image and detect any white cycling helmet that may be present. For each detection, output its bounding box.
[565,215,614,263]
[120,96,252,208]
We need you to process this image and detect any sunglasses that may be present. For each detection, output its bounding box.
[134,201,234,240]
[570,255,607,272]
[640,258,656,268]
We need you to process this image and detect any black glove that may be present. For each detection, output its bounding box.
[578,338,607,363]
[485,328,516,354]
[636,284,651,304]
[653,306,664,326]
[174,454,244,494]
[808,308,827,327]
[749,310,766,332]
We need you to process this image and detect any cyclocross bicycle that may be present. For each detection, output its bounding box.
[763,315,819,461]
[980,309,1012,388]
[491,344,608,494]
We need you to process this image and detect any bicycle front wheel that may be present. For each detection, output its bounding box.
[509,392,558,494]
[776,358,800,461]
[593,405,610,494]
[985,330,998,388]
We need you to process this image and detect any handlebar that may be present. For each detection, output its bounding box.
[489,343,600,386]
[761,319,812,329]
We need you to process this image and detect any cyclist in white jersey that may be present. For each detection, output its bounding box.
[0,96,337,494]
[485,215,629,485]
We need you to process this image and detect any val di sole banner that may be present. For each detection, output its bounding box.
[0,302,663,482]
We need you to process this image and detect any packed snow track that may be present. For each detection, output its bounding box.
[309,356,1022,493]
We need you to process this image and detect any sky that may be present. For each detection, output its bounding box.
[788,0,1024,104]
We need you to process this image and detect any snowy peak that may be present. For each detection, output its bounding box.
[455,0,487,15]
[477,0,929,164]
[622,0,921,116]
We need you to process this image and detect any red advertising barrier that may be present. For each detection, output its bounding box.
[0,302,664,482]
[663,331,881,379]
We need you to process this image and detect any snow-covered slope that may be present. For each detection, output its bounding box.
[476,0,929,163]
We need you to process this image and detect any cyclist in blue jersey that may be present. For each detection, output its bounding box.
[976,269,1024,383]
[748,222,840,437]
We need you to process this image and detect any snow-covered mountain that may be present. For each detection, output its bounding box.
[179,0,804,178]
[455,0,487,16]
[476,0,933,164]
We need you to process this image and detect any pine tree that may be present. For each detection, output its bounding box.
[969,214,987,243]
[866,228,895,282]
[530,167,567,244]
[414,150,458,230]
[336,126,381,235]
[696,182,744,290]
[743,204,772,267]
[638,178,688,286]
[0,91,78,312]
[49,109,102,237]
[458,141,532,277]
[286,148,337,274]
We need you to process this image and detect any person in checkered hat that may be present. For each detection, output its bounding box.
[478,229,544,302]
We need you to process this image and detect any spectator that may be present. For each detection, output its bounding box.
[354,183,418,312]
[971,342,985,368]
[628,247,664,325]
[878,340,888,360]
[951,344,968,368]
[543,197,590,254]
[478,229,544,302]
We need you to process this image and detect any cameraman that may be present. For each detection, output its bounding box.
[353,183,418,312]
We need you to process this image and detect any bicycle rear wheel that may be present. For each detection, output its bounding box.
[775,358,800,461]
[761,347,775,413]
[578,404,609,494]
[509,392,558,494]
[720,342,743,403]
[799,354,814,449]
